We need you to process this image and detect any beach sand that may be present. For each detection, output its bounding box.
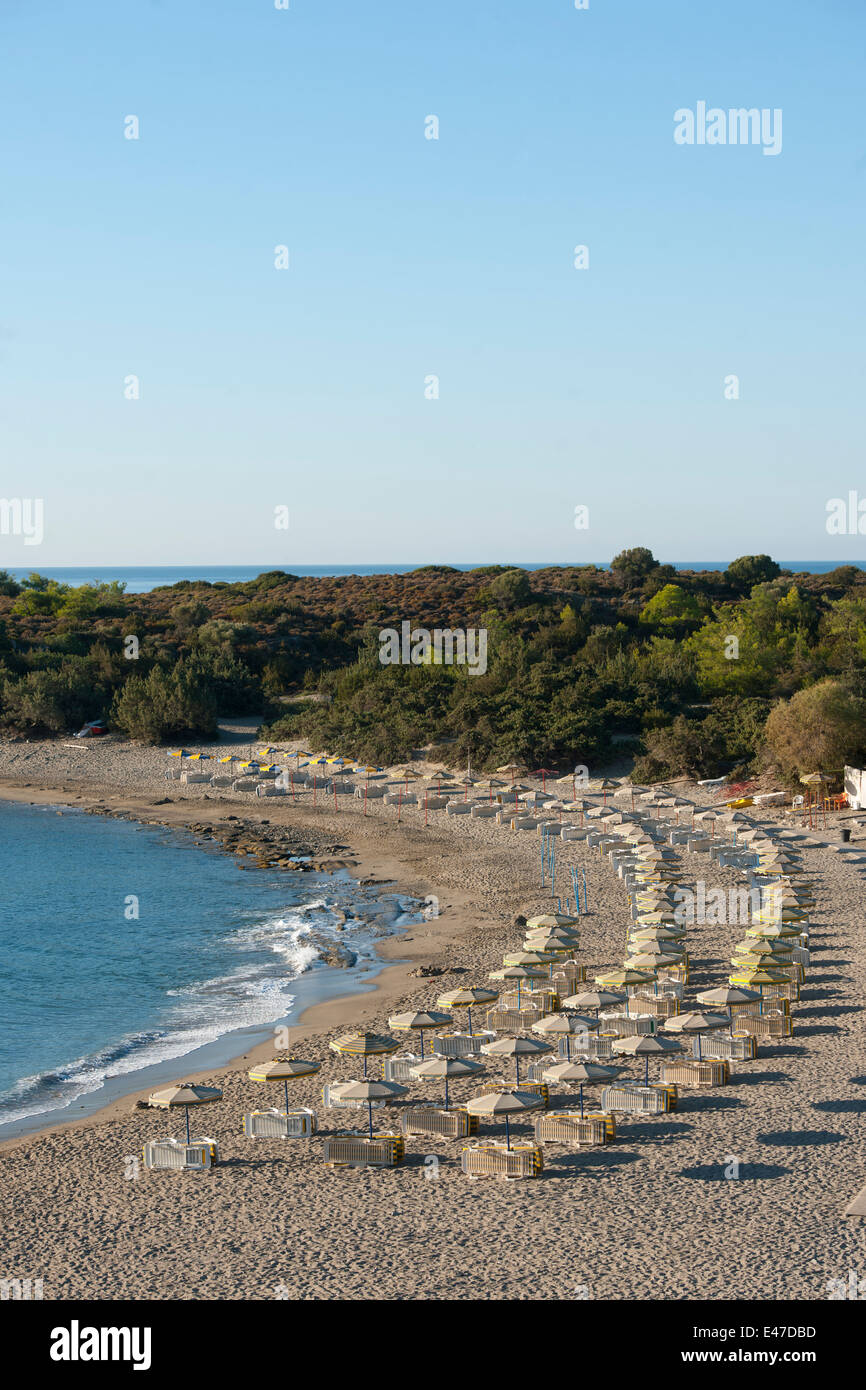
[1,730,865,1301]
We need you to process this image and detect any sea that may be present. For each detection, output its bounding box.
[6,562,864,594]
[0,800,424,1139]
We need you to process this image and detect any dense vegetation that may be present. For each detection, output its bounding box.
[2,553,866,785]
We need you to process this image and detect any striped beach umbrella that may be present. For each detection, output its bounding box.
[329,1031,400,1077]
[248,1057,320,1111]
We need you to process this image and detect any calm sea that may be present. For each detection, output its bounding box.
[8,562,864,594]
[0,801,420,1137]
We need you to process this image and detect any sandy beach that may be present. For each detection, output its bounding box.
[1,728,866,1301]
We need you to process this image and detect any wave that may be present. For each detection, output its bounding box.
[0,887,428,1128]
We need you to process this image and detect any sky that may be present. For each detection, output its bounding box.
[1,0,864,567]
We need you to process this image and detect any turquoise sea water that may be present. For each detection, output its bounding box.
[8,562,864,594]
[0,801,419,1136]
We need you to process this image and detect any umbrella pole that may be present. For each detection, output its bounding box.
[363,1055,368,1077]
[505,1115,511,1151]
[444,1077,449,1110]
[185,1106,191,1144]
[580,1083,584,1116]
[368,1101,373,1140]
[419,1029,425,1058]
[285,1079,290,1111]
[644,1056,649,1087]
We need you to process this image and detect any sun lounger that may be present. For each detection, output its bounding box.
[626,996,680,1019]
[734,1012,793,1038]
[600,1084,671,1115]
[384,792,417,805]
[486,1007,544,1031]
[142,1137,219,1171]
[400,1107,478,1138]
[598,1012,657,1036]
[446,802,472,815]
[231,780,258,793]
[470,805,499,818]
[429,1030,495,1058]
[460,1143,543,1179]
[323,1133,405,1168]
[692,1033,757,1061]
[243,1108,317,1138]
[383,1053,422,1083]
[661,1060,729,1088]
[534,1112,608,1147]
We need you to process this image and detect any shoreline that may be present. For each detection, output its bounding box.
[0,779,486,1153]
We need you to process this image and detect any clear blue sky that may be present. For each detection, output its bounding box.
[1,0,864,566]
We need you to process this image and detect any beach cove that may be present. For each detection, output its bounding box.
[1,739,866,1300]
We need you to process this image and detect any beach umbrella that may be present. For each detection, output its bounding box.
[464,1090,542,1150]
[437,987,498,1034]
[563,989,626,1015]
[531,1012,598,1059]
[147,1084,222,1144]
[732,937,792,960]
[524,929,579,952]
[497,762,525,785]
[337,1080,408,1139]
[730,949,789,970]
[425,768,452,792]
[532,768,556,792]
[489,965,546,1006]
[696,986,761,1009]
[478,777,506,803]
[409,1056,483,1108]
[503,950,556,968]
[329,1031,400,1077]
[611,1035,684,1086]
[388,1010,451,1058]
[480,1035,551,1084]
[629,926,685,943]
[746,923,800,940]
[597,778,619,807]
[526,913,579,930]
[624,951,681,970]
[541,1060,621,1115]
[663,1012,729,1060]
[248,1057,320,1111]
[525,924,580,942]
[595,968,653,990]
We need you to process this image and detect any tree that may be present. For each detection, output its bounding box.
[486,569,532,610]
[639,583,701,628]
[0,570,21,597]
[726,555,781,591]
[763,679,866,783]
[611,547,657,581]
[111,662,218,743]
